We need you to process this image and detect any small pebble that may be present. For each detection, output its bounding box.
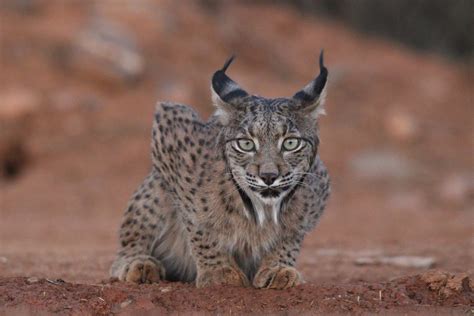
[160,286,172,293]
[385,111,418,142]
[26,277,39,284]
[120,299,133,308]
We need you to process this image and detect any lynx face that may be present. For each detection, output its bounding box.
[212,52,328,224]
[223,97,318,204]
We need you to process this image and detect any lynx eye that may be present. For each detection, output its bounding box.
[236,138,256,152]
[282,138,302,151]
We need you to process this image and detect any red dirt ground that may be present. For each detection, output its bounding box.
[0,1,473,314]
[1,271,472,315]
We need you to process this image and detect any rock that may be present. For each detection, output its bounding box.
[350,150,418,180]
[420,270,449,291]
[354,255,436,268]
[120,299,133,308]
[26,277,39,284]
[0,88,39,120]
[420,270,472,297]
[315,248,383,258]
[445,273,471,293]
[0,256,7,263]
[0,88,40,179]
[385,111,418,142]
[69,17,145,86]
[439,174,473,204]
[160,286,172,293]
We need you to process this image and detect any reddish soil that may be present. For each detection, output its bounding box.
[1,271,473,315]
[0,1,472,314]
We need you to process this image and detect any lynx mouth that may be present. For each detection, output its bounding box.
[259,188,280,198]
[257,185,291,198]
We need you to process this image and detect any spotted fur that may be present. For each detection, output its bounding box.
[111,52,331,289]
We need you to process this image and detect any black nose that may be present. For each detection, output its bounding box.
[260,172,278,186]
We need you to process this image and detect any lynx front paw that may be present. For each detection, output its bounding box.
[196,266,250,288]
[121,257,165,284]
[253,265,303,289]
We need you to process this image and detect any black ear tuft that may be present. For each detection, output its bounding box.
[319,49,325,72]
[221,54,236,72]
[211,55,248,103]
[293,49,328,102]
[316,49,328,95]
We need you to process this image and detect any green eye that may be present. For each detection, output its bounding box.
[282,138,301,151]
[237,139,256,152]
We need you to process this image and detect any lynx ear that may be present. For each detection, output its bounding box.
[211,55,248,124]
[293,50,328,118]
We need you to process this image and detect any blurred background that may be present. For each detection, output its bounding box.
[0,0,472,283]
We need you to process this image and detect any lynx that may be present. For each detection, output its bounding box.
[110,52,331,289]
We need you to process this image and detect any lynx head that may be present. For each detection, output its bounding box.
[211,52,328,224]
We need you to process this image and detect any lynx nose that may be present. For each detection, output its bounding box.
[260,172,279,186]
